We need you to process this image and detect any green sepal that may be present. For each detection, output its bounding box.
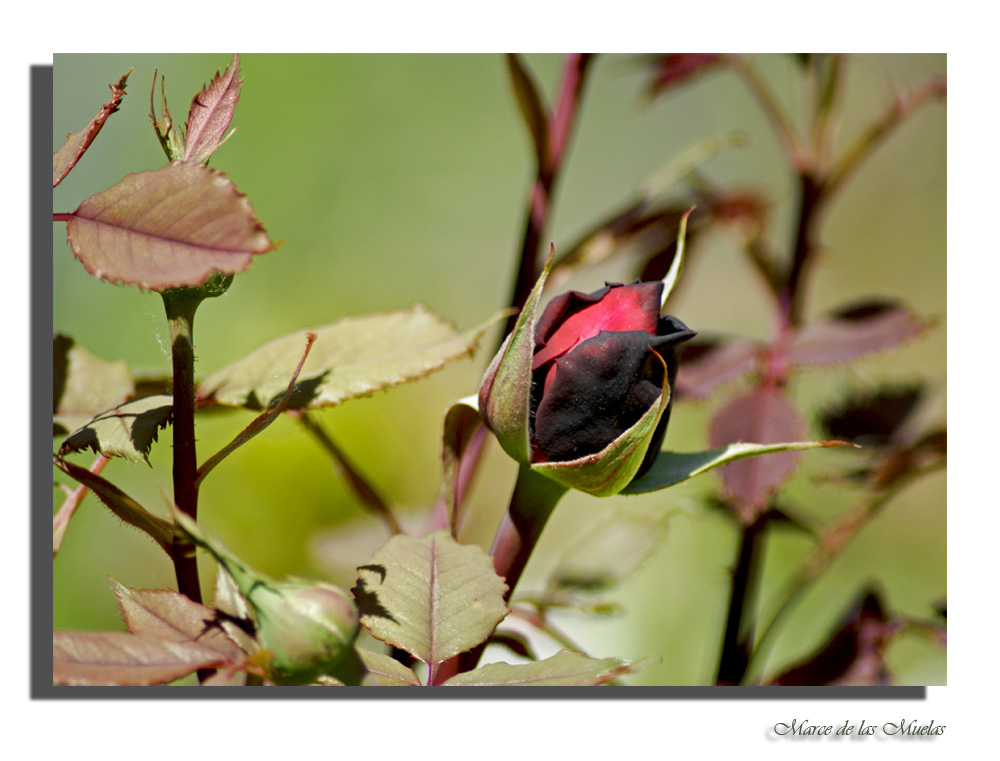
[478,248,555,464]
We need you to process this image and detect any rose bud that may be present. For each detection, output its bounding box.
[247,579,364,686]
[173,510,363,685]
[479,258,695,496]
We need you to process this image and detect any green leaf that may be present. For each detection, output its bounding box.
[53,335,134,436]
[357,649,421,686]
[64,161,274,290]
[622,440,854,495]
[353,531,508,668]
[442,649,655,686]
[199,305,505,410]
[59,393,173,464]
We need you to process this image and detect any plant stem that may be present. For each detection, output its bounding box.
[497,53,594,349]
[162,289,204,606]
[745,461,945,683]
[715,512,767,685]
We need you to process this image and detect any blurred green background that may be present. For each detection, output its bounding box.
[52,53,945,685]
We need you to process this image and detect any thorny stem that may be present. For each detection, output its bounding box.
[161,290,204,607]
[497,53,595,350]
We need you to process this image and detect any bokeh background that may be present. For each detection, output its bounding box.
[52,53,945,685]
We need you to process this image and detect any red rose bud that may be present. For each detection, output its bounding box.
[478,265,695,496]
[531,282,695,473]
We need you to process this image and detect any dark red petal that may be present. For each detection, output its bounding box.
[532,282,662,370]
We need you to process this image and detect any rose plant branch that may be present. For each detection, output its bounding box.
[161,287,206,606]
[498,53,595,348]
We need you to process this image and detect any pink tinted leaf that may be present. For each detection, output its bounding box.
[787,299,934,367]
[113,580,244,660]
[645,54,726,97]
[709,386,807,523]
[53,70,131,188]
[674,338,759,400]
[53,630,227,686]
[64,162,274,289]
[184,54,242,164]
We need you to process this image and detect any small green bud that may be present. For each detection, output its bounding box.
[248,580,362,686]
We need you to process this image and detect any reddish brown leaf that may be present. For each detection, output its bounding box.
[184,54,242,164]
[113,581,244,660]
[787,299,933,367]
[646,54,726,97]
[769,589,896,686]
[53,70,131,188]
[674,338,759,400]
[64,162,274,289]
[709,386,806,522]
[53,630,227,686]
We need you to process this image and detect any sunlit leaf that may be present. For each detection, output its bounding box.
[353,531,508,667]
[787,299,934,367]
[183,54,242,164]
[53,70,130,188]
[357,649,421,686]
[199,306,504,410]
[113,579,243,661]
[443,649,655,686]
[63,161,274,289]
[53,630,225,686]
[59,394,173,464]
[708,386,808,523]
[53,335,134,436]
